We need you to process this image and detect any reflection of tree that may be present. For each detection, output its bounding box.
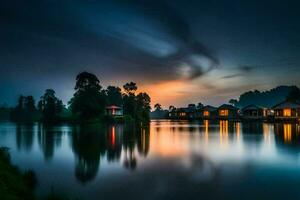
[137,127,150,157]
[70,123,151,183]
[71,124,106,184]
[37,124,62,161]
[16,123,34,152]
[106,125,122,162]
[123,124,137,170]
[242,122,263,134]
[122,124,150,170]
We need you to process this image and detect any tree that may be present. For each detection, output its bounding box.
[154,103,162,111]
[38,89,63,122]
[69,72,106,119]
[197,102,204,109]
[25,96,36,112]
[286,87,300,101]
[169,105,175,111]
[106,86,122,106]
[136,92,151,123]
[229,99,238,106]
[123,82,138,118]
[123,82,137,95]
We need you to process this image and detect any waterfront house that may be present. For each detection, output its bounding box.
[106,105,123,116]
[218,104,239,119]
[272,100,300,121]
[202,105,217,119]
[242,104,267,120]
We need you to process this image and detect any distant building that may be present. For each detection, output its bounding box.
[272,100,300,120]
[106,105,123,116]
[242,104,267,120]
[202,105,217,119]
[218,104,239,119]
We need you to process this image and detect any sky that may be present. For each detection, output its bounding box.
[1,0,300,108]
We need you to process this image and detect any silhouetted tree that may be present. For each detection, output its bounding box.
[154,103,162,111]
[169,105,176,111]
[106,86,123,106]
[136,92,151,122]
[197,102,204,109]
[38,89,63,122]
[286,87,300,101]
[229,99,238,106]
[123,82,137,118]
[123,82,137,95]
[69,72,106,120]
[11,95,38,121]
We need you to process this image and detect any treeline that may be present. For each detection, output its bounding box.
[229,85,300,108]
[9,72,151,123]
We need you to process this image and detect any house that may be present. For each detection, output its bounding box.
[202,105,217,119]
[242,104,267,120]
[106,105,123,116]
[272,100,300,120]
[217,104,239,119]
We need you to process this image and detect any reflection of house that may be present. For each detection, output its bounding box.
[218,104,239,119]
[242,104,267,120]
[202,105,217,119]
[105,105,123,116]
[272,100,300,121]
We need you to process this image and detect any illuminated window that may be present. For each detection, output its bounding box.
[203,111,209,116]
[179,112,186,116]
[283,108,291,117]
[219,109,229,116]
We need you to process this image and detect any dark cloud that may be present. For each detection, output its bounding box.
[221,74,243,79]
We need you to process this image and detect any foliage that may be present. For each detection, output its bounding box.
[11,95,39,122]
[105,86,123,106]
[122,83,151,123]
[0,147,36,200]
[69,72,106,120]
[229,99,238,106]
[154,103,162,111]
[234,86,299,108]
[286,87,300,101]
[38,89,64,122]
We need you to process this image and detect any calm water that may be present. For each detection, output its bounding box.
[1,120,300,199]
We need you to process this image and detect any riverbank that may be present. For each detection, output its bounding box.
[0,147,36,200]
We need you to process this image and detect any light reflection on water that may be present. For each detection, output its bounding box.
[1,120,300,199]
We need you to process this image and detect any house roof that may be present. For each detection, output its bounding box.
[218,104,238,110]
[106,105,122,109]
[242,104,265,111]
[272,100,300,109]
[203,105,217,112]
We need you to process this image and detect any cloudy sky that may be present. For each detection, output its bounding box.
[1,0,300,108]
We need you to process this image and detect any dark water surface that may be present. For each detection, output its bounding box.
[1,120,300,199]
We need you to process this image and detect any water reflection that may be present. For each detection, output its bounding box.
[71,123,150,183]
[3,121,300,199]
[37,124,63,161]
[16,123,34,152]
[274,123,300,146]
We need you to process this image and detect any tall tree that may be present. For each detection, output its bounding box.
[69,72,106,119]
[136,92,151,123]
[106,86,123,106]
[123,82,138,118]
[25,96,36,112]
[38,89,63,122]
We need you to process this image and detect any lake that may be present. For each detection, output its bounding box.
[1,120,300,199]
